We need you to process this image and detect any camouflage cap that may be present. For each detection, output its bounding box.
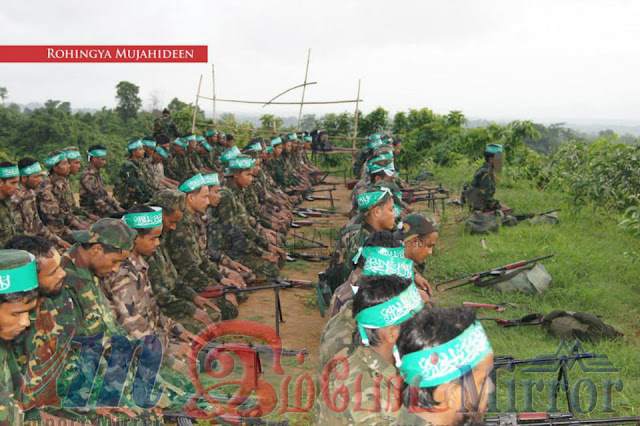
[72,218,138,251]
[396,213,439,242]
[151,189,186,214]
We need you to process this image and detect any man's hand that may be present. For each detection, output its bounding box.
[88,214,101,222]
[221,277,245,289]
[194,308,213,325]
[414,274,433,296]
[57,238,72,250]
[269,244,286,260]
[225,293,238,307]
[195,296,221,312]
[262,252,278,264]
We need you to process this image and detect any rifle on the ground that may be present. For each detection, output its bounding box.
[478,313,544,327]
[165,411,289,426]
[462,301,523,313]
[493,352,598,415]
[484,412,640,425]
[289,232,328,248]
[514,208,561,222]
[310,169,347,184]
[286,252,330,262]
[435,254,555,292]
[293,208,340,218]
[291,220,332,228]
[347,179,358,190]
[404,194,448,214]
[197,278,316,334]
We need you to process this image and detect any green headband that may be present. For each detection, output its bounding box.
[368,162,395,176]
[356,281,423,346]
[0,253,38,294]
[266,146,274,154]
[205,130,217,137]
[203,173,220,186]
[485,144,503,155]
[370,152,394,163]
[368,133,382,141]
[19,162,42,177]
[304,136,312,142]
[366,139,384,150]
[400,322,492,388]
[178,173,206,193]
[172,138,188,148]
[202,142,213,152]
[88,149,107,158]
[220,146,241,163]
[155,146,169,159]
[64,150,81,160]
[123,207,163,229]
[142,139,157,148]
[229,157,256,169]
[357,188,392,211]
[271,137,282,146]
[287,133,298,142]
[184,135,196,142]
[352,246,405,265]
[362,252,414,280]
[248,142,263,152]
[196,136,205,142]
[0,165,19,179]
[393,204,403,218]
[44,153,65,168]
[127,140,143,151]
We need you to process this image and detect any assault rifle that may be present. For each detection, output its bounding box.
[478,313,544,327]
[288,232,328,248]
[514,208,561,222]
[285,252,330,262]
[310,169,347,185]
[462,302,523,313]
[484,412,640,425]
[291,220,332,228]
[197,278,316,334]
[293,208,339,218]
[435,254,555,292]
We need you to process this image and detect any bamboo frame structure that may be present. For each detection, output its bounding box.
[262,82,317,108]
[297,49,311,130]
[352,79,361,150]
[211,64,216,125]
[191,74,203,134]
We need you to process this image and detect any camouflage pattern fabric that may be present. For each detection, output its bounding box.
[62,176,87,219]
[1,196,21,247]
[314,344,408,424]
[79,162,121,216]
[152,116,179,138]
[327,224,373,292]
[0,342,22,425]
[317,300,355,377]
[11,182,64,246]
[37,173,83,237]
[470,161,499,211]
[164,150,197,182]
[328,268,361,318]
[114,159,152,209]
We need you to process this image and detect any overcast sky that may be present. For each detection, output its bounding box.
[2,0,640,123]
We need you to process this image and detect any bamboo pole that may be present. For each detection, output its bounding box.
[352,79,361,151]
[192,74,203,134]
[211,64,217,126]
[262,81,317,107]
[196,95,361,105]
[297,49,311,130]
[194,121,368,139]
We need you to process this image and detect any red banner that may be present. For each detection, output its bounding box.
[0,45,208,63]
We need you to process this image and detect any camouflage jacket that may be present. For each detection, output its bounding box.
[0,196,21,247]
[188,149,205,171]
[145,159,171,192]
[147,235,199,319]
[11,183,62,245]
[470,162,499,211]
[243,183,272,229]
[166,208,223,289]
[214,185,270,259]
[328,268,362,318]
[63,176,86,218]
[114,159,152,209]
[271,156,290,188]
[314,345,408,425]
[0,342,21,425]
[152,117,179,138]
[327,223,373,289]
[164,151,198,182]
[317,300,355,378]
[351,147,371,179]
[37,173,83,237]
[61,244,127,337]
[79,163,121,216]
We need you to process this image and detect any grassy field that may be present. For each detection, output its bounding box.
[428,161,640,417]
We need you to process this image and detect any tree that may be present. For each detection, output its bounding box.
[301,114,317,131]
[148,90,162,113]
[0,87,7,105]
[260,114,284,131]
[115,81,142,122]
[358,107,389,137]
[167,97,187,112]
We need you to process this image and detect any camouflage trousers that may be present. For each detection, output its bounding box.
[237,255,280,279]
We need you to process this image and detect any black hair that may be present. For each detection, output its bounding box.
[0,161,16,182]
[0,289,39,305]
[484,152,495,162]
[225,134,234,141]
[5,236,56,268]
[370,169,386,184]
[355,231,403,269]
[143,136,155,142]
[88,144,106,152]
[79,242,122,254]
[17,157,37,171]
[110,205,157,235]
[162,108,170,114]
[156,134,170,145]
[352,274,412,347]
[397,306,477,410]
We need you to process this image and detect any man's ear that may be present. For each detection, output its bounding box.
[90,244,104,257]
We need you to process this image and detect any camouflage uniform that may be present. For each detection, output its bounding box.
[37,173,83,238]
[327,224,373,291]
[11,182,64,246]
[79,162,121,217]
[243,183,273,229]
[470,162,499,211]
[317,300,355,376]
[271,155,291,188]
[164,150,198,182]
[314,344,408,425]
[0,342,21,425]
[152,116,179,138]
[352,147,372,179]
[328,268,362,318]
[210,185,279,279]
[114,158,152,209]
[1,195,21,247]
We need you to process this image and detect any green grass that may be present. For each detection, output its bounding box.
[427,163,640,417]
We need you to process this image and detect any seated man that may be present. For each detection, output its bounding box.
[79,145,124,217]
[397,306,494,425]
[0,249,39,426]
[395,213,439,295]
[469,143,505,212]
